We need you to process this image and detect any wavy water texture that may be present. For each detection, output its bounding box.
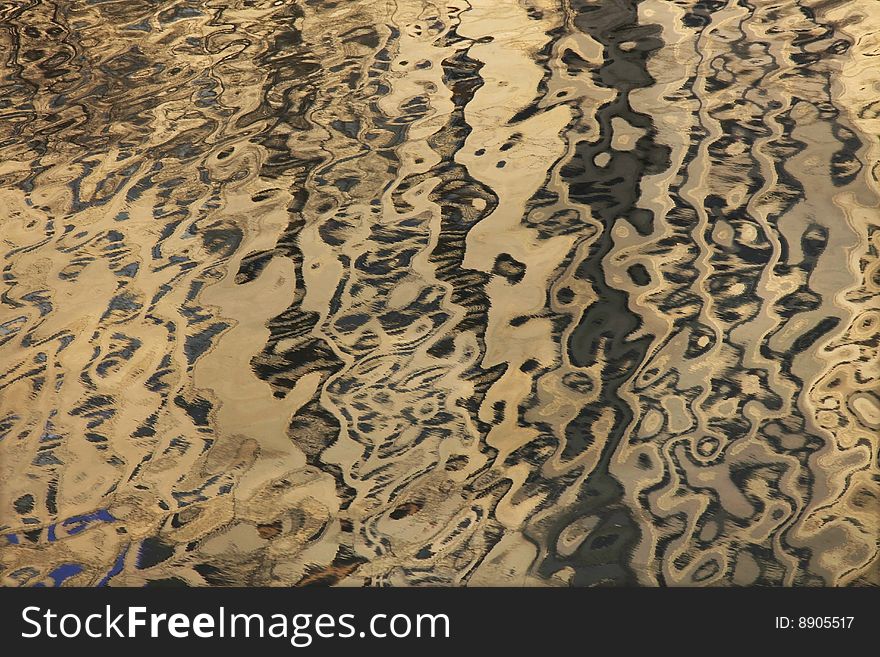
[0,0,877,587]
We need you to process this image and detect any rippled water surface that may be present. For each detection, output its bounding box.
[1,0,878,586]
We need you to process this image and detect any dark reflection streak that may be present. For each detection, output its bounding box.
[538,0,670,586]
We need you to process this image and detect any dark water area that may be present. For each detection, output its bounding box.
[0,0,878,587]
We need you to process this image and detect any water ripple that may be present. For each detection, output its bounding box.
[0,0,877,587]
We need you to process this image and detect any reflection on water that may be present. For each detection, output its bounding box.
[0,0,878,587]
